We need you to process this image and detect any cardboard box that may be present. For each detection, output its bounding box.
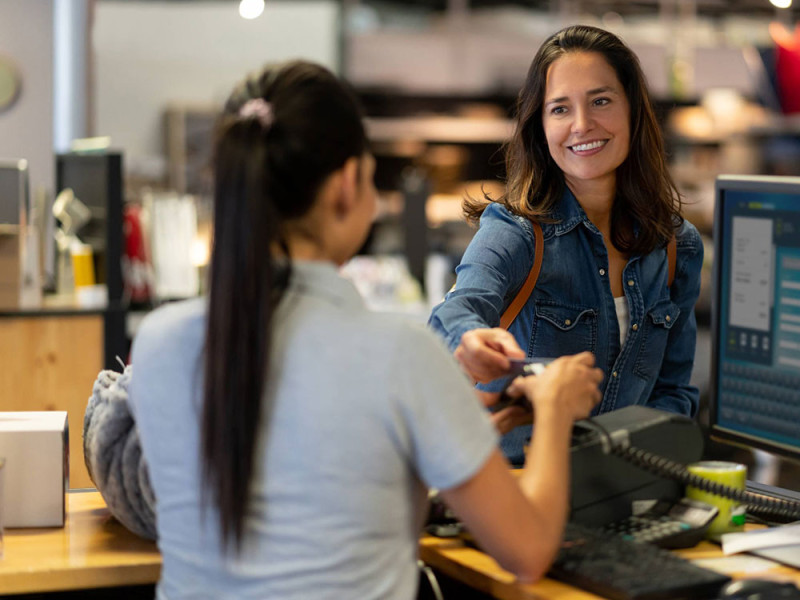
[0,411,68,527]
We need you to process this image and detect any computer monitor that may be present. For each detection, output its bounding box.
[0,159,29,226]
[711,174,800,467]
[55,152,123,303]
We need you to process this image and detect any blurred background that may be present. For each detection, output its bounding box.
[2,0,800,488]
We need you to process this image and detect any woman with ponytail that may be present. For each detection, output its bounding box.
[128,60,602,599]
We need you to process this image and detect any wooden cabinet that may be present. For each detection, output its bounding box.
[0,313,104,489]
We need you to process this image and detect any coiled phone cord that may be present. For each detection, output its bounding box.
[575,419,800,523]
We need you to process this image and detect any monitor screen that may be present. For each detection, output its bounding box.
[711,175,800,464]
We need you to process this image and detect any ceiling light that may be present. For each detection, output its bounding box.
[770,0,792,8]
[239,0,265,20]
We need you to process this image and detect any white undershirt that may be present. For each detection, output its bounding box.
[615,295,629,347]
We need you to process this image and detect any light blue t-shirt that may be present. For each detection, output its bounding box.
[129,261,498,600]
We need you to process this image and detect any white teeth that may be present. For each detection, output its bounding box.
[571,140,606,152]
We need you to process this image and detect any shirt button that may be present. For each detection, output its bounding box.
[612,371,618,378]
[665,315,671,322]
[632,323,638,331]
[599,268,606,276]
[627,279,635,287]
[564,319,572,326]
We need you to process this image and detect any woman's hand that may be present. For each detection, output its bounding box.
[454,328,525,383]
[490,404,534,435]
[478,391,534,435]
[507,352,603,423]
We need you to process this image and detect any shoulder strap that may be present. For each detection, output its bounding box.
[667,235,677,288]
[500,221,543,330]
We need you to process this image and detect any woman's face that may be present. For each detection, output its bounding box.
[541,51,630,197]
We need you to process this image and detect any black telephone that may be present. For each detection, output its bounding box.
[427,406,800,548]
[600,496,719,549]
[568,406,800,546]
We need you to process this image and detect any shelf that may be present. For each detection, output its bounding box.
[365,116,513,144]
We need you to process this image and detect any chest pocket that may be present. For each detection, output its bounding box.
[530,302,597,358]
[633,300,681,380]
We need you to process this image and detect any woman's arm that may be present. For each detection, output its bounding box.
[439,353,603,582]
[428,204,536,381]
[648,222,704,416]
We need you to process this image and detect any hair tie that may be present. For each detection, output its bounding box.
[239,98,274,128]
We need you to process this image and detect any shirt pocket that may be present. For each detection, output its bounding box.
[530,302,597,358]
[633,300,681,380]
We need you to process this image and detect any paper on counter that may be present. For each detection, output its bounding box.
[721,523,800,555]
[694,555,783,575]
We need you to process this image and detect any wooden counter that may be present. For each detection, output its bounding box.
[0,490,160,595]
[0,313,104,490]
[420,528,800,600]
[4,491,799,599]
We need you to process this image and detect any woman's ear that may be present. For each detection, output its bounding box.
[333,156,360,220]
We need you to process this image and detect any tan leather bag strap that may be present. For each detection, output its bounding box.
[500,221,543,330]
[499,227,676,330]
[667,235,677,288]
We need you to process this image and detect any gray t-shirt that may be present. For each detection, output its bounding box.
[129,261,498,600]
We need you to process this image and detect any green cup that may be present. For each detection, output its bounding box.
[686,460,747,540]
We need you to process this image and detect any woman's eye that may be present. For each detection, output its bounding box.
[593,97,610,106]
[551,106,567,115]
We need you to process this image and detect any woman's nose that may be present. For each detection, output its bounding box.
[571,107,594,134]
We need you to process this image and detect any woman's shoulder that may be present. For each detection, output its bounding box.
[135,297,207,354]
[480,201,535,233]
[674,218,703,255]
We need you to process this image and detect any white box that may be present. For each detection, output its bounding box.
[0,412,67,527]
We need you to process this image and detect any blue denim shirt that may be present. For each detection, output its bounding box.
[429,190,703,462]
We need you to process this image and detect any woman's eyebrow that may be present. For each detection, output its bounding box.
[545,86,619,106]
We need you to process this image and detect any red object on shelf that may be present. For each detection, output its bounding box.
[771,22,800,115]
[122,204,153,304]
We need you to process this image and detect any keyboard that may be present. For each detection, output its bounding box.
[548,522,731,600]
[719,363,800,439]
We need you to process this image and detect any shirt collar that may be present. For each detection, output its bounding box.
[549,189,644,252]
[550,187,595,236]
[288,260,364,309]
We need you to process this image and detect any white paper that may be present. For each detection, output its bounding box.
[694,555,782,575]
[721,524,800,555]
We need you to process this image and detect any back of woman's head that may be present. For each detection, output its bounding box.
[482,25,680,253]
[203,60,367,551]
[214,60,367,236]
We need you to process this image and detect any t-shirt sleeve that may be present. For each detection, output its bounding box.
[388,324,500,492]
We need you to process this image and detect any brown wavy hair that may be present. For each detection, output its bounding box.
[465,24,682,255]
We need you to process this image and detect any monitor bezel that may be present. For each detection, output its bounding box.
[710,174,800,464]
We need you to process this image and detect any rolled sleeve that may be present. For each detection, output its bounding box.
[428,204,536,352]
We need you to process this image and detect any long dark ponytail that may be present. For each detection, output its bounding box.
[203,61,367,550]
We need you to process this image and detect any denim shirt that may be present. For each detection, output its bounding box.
[429,190,703,462]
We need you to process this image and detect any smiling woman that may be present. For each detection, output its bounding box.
[428,24,704,465]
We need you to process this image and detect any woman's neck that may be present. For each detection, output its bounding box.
[566,176,616,236]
